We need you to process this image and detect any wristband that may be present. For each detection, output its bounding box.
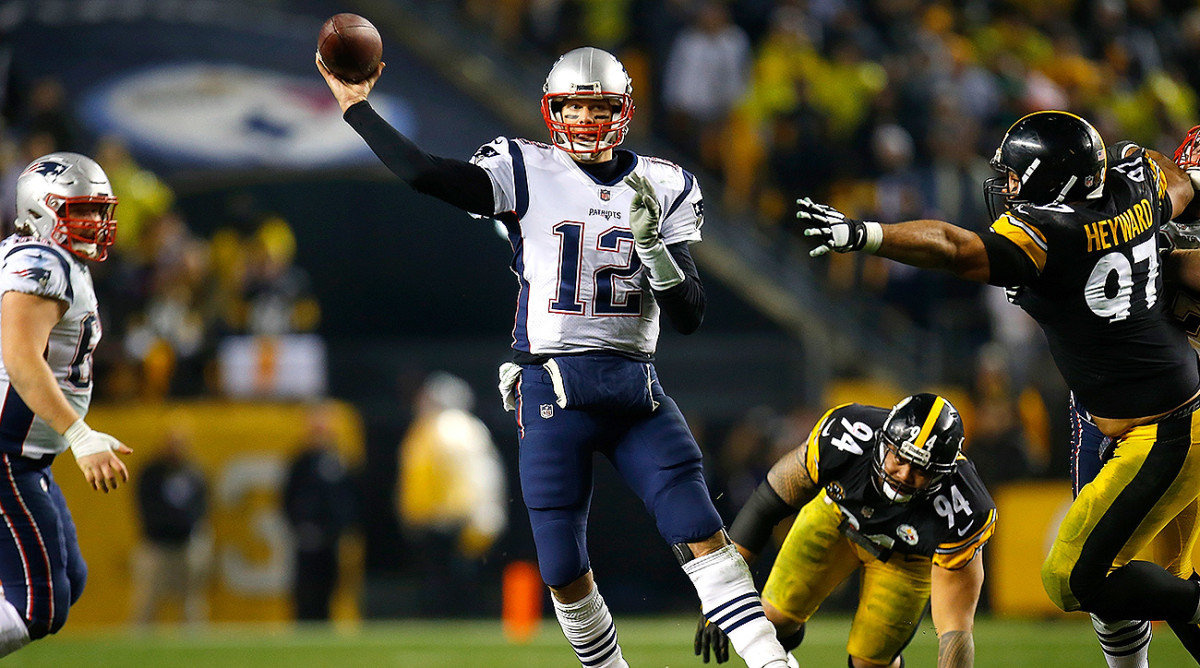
[862,221,884,254]
[635,240,685,291]
[63,419,109,459]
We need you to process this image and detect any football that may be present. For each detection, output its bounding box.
[317,13,382,83]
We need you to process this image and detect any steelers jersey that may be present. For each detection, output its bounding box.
[470,137,704,358]
[803,403,996,569]
[0,236,100,457]
[990,145,1199,419]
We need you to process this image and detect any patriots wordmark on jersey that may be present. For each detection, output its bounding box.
[0,236,100,458]
[470,137,704,358]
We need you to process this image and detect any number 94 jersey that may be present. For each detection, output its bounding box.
[991,145,1198,419]
[471,137,704,358]
[805,403,997,570]
[0,236,100,457]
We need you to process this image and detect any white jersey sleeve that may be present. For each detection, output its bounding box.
[0,244,73,303]
[637,156,704,247]
[470,137,522,218]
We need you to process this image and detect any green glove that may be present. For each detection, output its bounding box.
[625,173,662,249]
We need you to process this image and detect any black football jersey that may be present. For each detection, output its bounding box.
[804,403,997,569]
[989,145,1200,418]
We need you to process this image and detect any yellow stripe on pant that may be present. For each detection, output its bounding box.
[763,492,931,665]
[1042,410,1200,612]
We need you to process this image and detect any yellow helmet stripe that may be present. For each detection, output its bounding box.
[912,396,948,452]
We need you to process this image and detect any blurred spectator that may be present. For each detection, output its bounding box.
[240,216,320,336]
[964,344,1035,490]
[283,405,357,621]
[23,78,80,153]
[396,371,507,617]
[661,1,751,171]
[93,135,174,260]
[129,427,211,626]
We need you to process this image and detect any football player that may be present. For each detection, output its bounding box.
[694,393,994,668]
[317,47,794,668]
[0,153,132,657]
[1061,131,1200,668]
[798,111,1200,636]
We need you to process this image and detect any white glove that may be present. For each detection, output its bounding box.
[64,419,132,492]
[498,362,522,412]
[625,173,684,290]
[796,197,883,257]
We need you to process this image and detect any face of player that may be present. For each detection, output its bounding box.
[57,199,117,260]
[562,99,616,163]
[880,447,932,500]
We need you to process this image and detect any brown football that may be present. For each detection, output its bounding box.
[317,13,382,83]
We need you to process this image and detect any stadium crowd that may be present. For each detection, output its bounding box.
[0,78,320,402]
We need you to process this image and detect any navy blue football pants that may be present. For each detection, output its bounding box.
[0,453,85,639]
[514,364,724,587]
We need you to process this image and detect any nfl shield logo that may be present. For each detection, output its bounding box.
[599,189,611,201]
[540,404,554,419]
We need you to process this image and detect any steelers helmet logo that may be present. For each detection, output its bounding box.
[826,481,845,501]
[897,523,919,546]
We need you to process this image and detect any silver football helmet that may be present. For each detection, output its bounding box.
[14,152,118,261]
[540,47,634,159]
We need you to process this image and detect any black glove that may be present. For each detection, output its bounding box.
[694,614,730,664]
[796,197,877,256]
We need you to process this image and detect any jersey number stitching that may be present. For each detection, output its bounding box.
[550,221,643,316]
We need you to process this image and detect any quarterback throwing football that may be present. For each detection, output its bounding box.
[318,46,793,668]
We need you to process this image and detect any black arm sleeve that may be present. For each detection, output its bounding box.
[980,232,1039,287]
[343,100,496,216]
[654,242,705,334]
[728,479,798,556]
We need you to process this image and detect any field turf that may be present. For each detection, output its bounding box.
[5,615,1193,667]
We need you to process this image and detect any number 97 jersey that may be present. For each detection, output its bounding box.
[991,145,1199,419]
[806,403,997,569]
[470,137,704,358]
[0,236,100,458]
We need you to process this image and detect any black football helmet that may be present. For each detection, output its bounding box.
[873,393,964,503]
[984,111,1107,220]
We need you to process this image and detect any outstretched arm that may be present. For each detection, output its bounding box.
[930,556,984,668]
[875,220,992,282]
[316,54,495,216]
[797,199,1021,285]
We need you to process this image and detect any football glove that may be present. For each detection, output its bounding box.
[625,173,685,290]
[796,197,883,257]
[1174,125,1200,190]
[625,173,662,249]
[694,614,730,664]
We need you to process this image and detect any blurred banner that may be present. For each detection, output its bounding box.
[57,400,364,628]
[989,482,1073,617]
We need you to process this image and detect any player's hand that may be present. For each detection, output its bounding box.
[796,197,875,257]
[74,436,132,493]
[315,52,385,113]
[64,420,132,493]
[1175,125,1200,190]
[694,614,729,664]
[625,173,662,249]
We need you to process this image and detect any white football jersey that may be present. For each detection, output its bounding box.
[0,236,100,457]
[471,137,704,357]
